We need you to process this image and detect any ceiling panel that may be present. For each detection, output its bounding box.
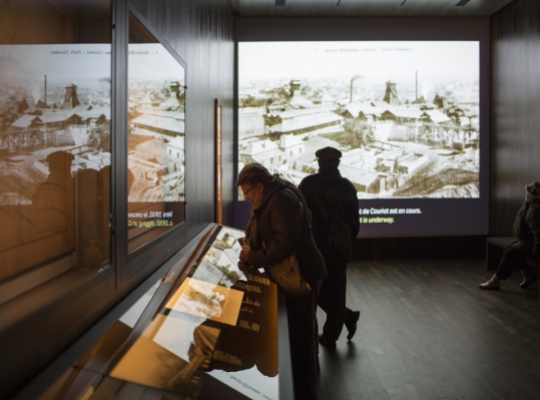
[232,0,513,18]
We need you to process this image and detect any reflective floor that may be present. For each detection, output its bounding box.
[316,258,539,400]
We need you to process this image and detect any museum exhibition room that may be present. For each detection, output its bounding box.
[0,0,539,399]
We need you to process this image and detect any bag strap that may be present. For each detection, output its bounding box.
[262,198,303,249]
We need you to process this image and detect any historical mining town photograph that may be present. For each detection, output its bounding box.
[0,44,112,207]
[238,41,480,199]
[128,43,186,204]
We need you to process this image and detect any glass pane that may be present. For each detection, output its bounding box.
[37,225,281,400]
[0,0,111,303]
[127,13,186,253]
[111,226,279,399]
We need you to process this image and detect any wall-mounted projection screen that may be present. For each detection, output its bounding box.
[236,40,489,237]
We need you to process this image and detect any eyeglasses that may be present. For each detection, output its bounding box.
[243,185,256,197]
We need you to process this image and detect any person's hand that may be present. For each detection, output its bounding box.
[239,248,250,264]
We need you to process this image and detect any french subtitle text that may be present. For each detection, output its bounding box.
[358,207,423,224]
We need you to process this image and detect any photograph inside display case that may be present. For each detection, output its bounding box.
[127,39,187,247]
[164,277,244,326]
[0,43,112,281]
[110,226,280,400]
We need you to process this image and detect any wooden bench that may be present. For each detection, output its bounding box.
[485,237,514,270]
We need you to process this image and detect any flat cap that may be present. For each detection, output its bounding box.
[315,146,342,160]
[526,181,540,198]
[46,150,74,167]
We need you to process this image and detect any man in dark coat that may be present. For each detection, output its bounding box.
[299,146,361,350]
[237,163,326,400]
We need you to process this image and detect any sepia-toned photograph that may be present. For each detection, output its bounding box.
[238,41,480,199]
[165,277,244,327]
[128,43,186,203]
[0,44,112,279]
[0,44,111,206]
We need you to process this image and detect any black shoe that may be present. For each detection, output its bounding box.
[318,334,336,350]
[479,280,501,290]
[520,274,538,289]
[345,311,360,341]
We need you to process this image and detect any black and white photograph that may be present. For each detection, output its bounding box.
[238,41,480,199]
[128,43,186,203]
[197,247,243,288]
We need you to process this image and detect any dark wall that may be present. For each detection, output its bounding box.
[490,0,540,236]
[352,236,486,260]
[235,16,489,41]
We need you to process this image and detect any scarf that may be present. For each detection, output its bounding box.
[245,208,260,250]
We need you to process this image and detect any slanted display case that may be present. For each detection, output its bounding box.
[35,224,292,400]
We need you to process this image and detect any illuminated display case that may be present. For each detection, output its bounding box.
[36,224,292,400]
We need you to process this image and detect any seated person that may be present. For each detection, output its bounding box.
[480,182,540,290]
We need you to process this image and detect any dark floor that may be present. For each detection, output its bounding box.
[316,259,540,400]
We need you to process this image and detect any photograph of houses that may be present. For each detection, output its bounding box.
[128,43,186,203]
[0,44,112,207]
[238,41,480,199]
[0,44,112,275]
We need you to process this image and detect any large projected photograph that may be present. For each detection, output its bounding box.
[237,41,487,237]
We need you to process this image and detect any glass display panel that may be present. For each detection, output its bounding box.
[127,13,186,253]
[0,0,111,304]
[237,41,489,237]
[111,226,279,400]
[35,226,281,400]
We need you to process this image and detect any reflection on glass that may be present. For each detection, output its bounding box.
[36,277,166,400]
[0,0,112,304]
[110,226,280,400]
[127,13,186,253]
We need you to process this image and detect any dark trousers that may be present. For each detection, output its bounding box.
[318,260,353,342]
[286,282,320,400]
[496,244,528,280]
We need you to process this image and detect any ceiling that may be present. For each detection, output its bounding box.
[231,0,514,18]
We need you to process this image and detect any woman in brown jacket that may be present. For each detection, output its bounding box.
[237,163,326,400]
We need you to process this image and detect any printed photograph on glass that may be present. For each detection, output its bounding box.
[0,44,112,279]
[0,44,111,206]
[128,43,185,203]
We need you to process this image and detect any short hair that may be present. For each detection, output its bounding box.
[236,163,274,187]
